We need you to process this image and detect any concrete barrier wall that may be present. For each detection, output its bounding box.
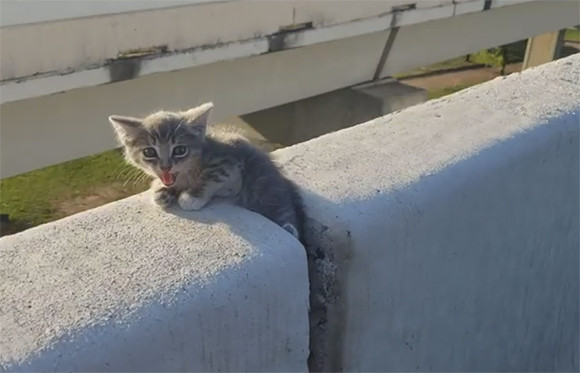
[278,53,580,371]
[1,55,578,371]
[0,197,310,371]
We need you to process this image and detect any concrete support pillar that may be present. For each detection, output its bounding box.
[522,29,566,70]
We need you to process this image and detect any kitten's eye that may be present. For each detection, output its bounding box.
[172,145,188,157]
[142,147,157,158]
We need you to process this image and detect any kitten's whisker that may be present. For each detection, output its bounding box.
[135,172,149,187]
[112,164,126,179]
[122,168,140,188]
[125,169,137,181]
[174,119,186,134]
[111,164,123,179]
[115,166,133,182]
[131,170,145,185]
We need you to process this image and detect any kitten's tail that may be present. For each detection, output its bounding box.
[287,180,307,245]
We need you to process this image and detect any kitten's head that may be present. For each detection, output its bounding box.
[109,102,213,187]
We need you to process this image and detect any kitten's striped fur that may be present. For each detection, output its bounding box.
[109,102,305,240]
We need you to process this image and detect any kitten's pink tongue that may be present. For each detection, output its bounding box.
[160,171,175,186]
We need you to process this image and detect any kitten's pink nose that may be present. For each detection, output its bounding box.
[160,166,172,172]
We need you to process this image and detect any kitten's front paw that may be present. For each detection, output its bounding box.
[152,188,174,208]
[178,192,207,211]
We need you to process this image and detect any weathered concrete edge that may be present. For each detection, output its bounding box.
[272,54,580,371]
[0,195,310,372]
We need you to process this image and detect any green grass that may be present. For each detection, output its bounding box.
[396,40,528,79]
[565,27,580,42]
[394,56,478,79]
[427,83,474,100]
[0,149,147,232]
[469,40,527,67]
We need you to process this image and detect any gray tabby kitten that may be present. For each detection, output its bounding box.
[109,102,305,240]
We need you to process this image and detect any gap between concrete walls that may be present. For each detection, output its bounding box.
[301,208,353,372]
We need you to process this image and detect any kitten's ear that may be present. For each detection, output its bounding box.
[108,115,144,144]
[181,102,214,136]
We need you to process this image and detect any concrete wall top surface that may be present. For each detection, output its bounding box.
[0,195,310,371]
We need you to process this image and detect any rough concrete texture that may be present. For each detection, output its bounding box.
[0,195,309,372]
[276,54,580,371]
